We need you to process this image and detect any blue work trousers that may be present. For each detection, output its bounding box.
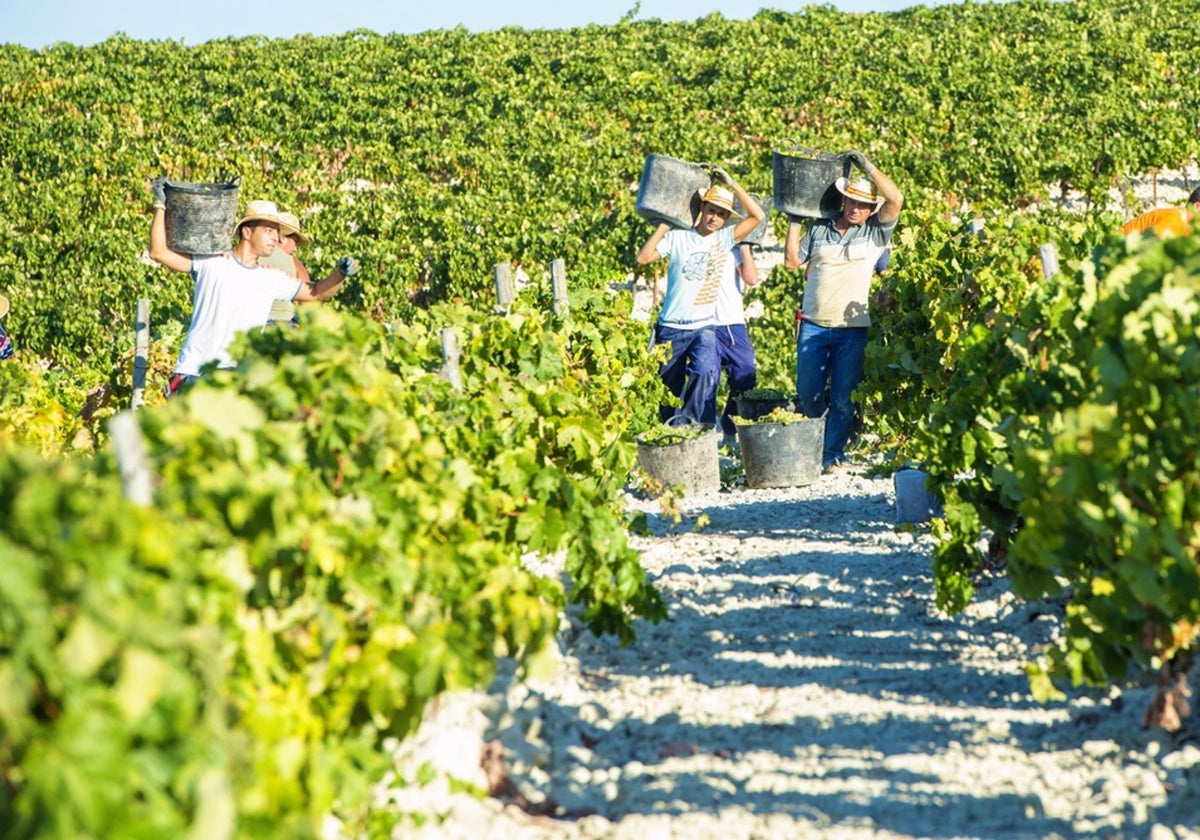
[715,323,758,436]
[656,324,719,426]
[795,321,868,467]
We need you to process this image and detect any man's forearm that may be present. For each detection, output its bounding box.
[310,270,347,300]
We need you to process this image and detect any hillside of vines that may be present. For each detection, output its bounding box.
[3,0,1200,835]
[1,0,1197,403]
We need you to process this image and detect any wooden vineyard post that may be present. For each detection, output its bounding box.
[109,411,152,507]
[494,262,515,313]
[550,258,569,316]
[1038,243,1060,279]
[131,298,150,410]
[440,326,462,392]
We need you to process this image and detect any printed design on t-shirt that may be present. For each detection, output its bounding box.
[681,241,727,308]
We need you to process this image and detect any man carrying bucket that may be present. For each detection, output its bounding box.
[149,181,357,396]
[784,151,903,473]
[261,210,314,327]
[637,166,766,426]
[712,241,761,447]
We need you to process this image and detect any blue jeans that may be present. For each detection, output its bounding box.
[715,323,757,436]
[656,324,718,425]
[795,321,868,467]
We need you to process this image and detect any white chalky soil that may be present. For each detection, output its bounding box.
[384,466,1200,840]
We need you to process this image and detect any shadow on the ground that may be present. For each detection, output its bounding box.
[486,486,1147,838]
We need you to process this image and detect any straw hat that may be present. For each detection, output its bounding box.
[835,176,883,208]
[277,211,309,245]
[235,199,285,232]
[695,184,743,219]
[0,294,8,319]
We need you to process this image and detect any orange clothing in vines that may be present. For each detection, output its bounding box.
[1122,206,1194,237]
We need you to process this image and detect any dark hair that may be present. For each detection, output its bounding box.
[1189,186,1200,205]
[237,221,276,240]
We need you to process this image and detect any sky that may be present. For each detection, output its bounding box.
[2,0,938,49]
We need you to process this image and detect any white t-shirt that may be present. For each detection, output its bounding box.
[656,227,736,329]
[716,245,747,326]
[174,255,302,375]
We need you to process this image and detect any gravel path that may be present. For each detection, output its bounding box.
[383,466,1200,840]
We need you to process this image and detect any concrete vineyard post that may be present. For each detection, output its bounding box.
[494,262,515,313]
[131,298,150,410]
[1039,243,1059,279]
[440,326,462,392]
[110,411,152,507]
[551,258,568,316]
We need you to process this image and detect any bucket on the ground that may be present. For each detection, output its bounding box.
[737,413,824,489]
[635,154,711,230]
[730,194,773,246]
[163,179,241,255]
[772,143,848,220]
[735,392,797,422]
[636,423,720,496]
[894,468,941,523]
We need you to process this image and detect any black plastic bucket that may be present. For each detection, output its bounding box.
[737,414,825,488]
[729,194,773,245]
[163,179,241,255]
[735,392,797,421]
[635,154,711,230]
[636,423,720,496]
[772,143,848,220]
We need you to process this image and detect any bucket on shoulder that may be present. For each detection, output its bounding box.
[635,154,711,230]
[729,194,773,246]
[163,178,241,255]
[772,143,848,220]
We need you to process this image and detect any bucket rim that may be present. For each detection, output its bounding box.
[772,147,843,163]
[163,179,242,195]
[643,152,701,166]
[637,421,717,447]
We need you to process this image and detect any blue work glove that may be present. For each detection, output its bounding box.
[336,256,359,277]
[150,176,168,208]
[844,150,875,175]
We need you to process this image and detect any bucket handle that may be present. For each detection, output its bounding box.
[695,162,723,188]
[776,140,825,159]
[780,138,814,153]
